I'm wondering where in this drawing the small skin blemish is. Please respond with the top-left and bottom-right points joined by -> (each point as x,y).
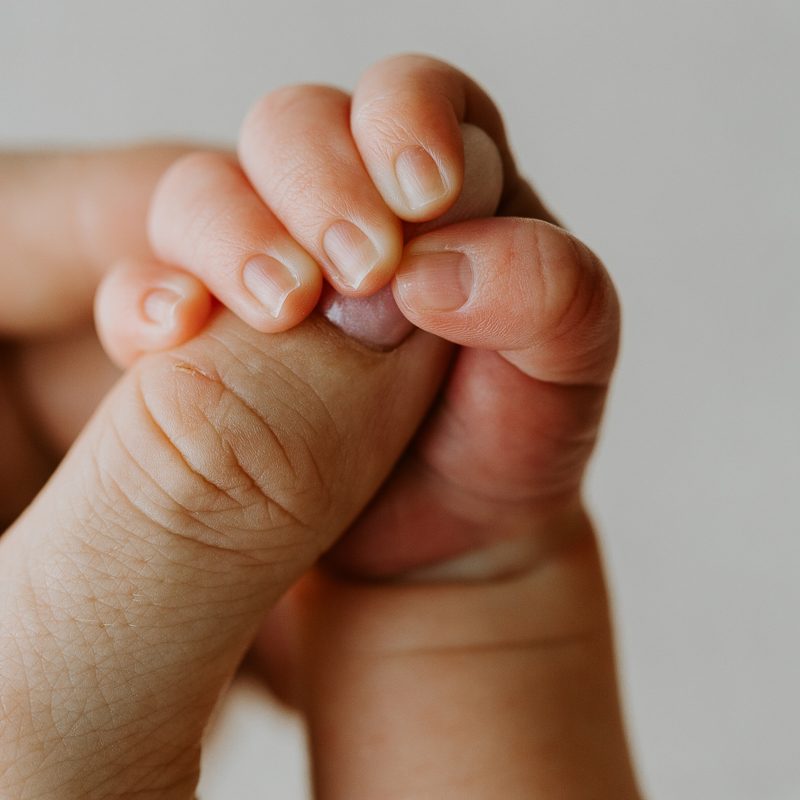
172,362 -> 215,381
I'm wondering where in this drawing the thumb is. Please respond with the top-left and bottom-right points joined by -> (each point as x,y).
0,310 -> 449,798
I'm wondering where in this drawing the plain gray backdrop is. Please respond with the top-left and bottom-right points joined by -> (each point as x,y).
2,1 -> 798,797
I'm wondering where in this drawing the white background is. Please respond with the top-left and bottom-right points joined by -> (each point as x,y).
2,1 -> 798,797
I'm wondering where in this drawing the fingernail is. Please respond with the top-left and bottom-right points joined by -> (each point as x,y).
322,220 -> 380,290
396,251 -> 472,312
242,254 -> 300,318
394,146 -> 447,210
320,284 -> 415,350
142,287 -> 181,327
412,123 -> 503,232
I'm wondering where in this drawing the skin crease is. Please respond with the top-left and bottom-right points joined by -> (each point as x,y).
0,55 -> 642,800
1,310 -> 453,797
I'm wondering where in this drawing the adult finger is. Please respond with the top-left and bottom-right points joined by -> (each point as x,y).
0,309 -> 450,798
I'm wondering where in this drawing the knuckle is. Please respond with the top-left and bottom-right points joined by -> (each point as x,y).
117,345 -> 336,561
239,84 -> 352,222
268,151 -> 327,216
147,150 -> 236,251
353,88 -> 420,141
153,150 -> 233,205
354,53 -> 459,135
240,84 -> 345,149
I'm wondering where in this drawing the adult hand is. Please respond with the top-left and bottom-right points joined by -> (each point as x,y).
0,148 -> 451,797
